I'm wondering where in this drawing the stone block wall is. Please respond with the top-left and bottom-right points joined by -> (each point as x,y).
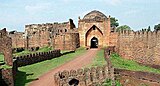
25,28 -> 50,49
53,32 -> 80,51
0,28 -> 14,86
109,32 -> 118,46
54,66 -> 110,86
13,50 -> 61,67
116,30 -> 160,66
114,68 -> 160,85
25,19 -> 76,49
9,31 -> 25,48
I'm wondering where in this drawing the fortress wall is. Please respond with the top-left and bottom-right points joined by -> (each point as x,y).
109,32 -> 118,46
13,49 -> 61,67
116,30 -> 160,66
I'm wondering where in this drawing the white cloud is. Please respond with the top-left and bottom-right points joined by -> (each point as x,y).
110,0 -> 122,6
124,10 -> 140,16
102,0 -> 122,6
25,3 -> 52,14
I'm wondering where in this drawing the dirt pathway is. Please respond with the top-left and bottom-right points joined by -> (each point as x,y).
29,49 -> 99,86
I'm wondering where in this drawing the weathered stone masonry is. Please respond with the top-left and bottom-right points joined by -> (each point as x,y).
116,30 -> 160,66
13,50 -> 61,67
54,66 -> 110,86
9,10 -> 160,66
0,28 -> 14,86
10,19 -> 79,51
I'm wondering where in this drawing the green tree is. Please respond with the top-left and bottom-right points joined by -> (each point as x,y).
110,17 -> 119,28
154,24 -> 160,31
147,26 -> 151,31
116,25 -> 131,31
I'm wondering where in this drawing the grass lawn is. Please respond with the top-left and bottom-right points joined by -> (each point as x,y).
0,54 -> 4,63
87,49 -> 106,67
110,53 -> 160,74
15,47 -> 86,86
88,49 -> 160,74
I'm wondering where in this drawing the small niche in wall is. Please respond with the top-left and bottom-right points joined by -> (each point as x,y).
65,29 -> 67,32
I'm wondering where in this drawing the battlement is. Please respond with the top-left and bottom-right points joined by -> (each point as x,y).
117,30 -> 160,38
54,66 -> 111,86
13,49 -> 61,67
116,29 -> 160,66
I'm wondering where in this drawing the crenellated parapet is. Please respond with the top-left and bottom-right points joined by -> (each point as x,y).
116,30 -> 160,66
13,49 -> 61,67
117,30 -> 160,38
54,66 -> 110,86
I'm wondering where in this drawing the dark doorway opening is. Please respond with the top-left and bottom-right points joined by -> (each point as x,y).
69,78 -> 79,86
90,37 -> 98,48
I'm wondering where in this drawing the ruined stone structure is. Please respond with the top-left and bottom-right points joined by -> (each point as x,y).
10,10 -> 115,50
9,10 -> 160,66
24,19 -> 79,50
78,10 -> 111,48
9,31 -> 25,48
54,66 -> 111,86
1,10 -> 160,85
10,19 -> 79,51
0,28 -> 14,86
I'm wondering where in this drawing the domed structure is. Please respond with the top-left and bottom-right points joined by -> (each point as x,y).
83,10 -> 107,20
79,10 -> 111,48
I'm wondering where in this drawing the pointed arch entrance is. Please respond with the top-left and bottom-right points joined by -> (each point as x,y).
90,37 -> 98,48
85,25 -> 103,48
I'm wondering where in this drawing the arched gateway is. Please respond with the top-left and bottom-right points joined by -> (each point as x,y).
90,37 -> 98,48
78,10 -> 111,48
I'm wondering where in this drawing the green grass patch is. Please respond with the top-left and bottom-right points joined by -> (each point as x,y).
0,64 -> 12,69
110,53 -> 160,74
13,50 -> 31,57
15,47 -> 86,86
102,79 -> 122,86
88,49 -> 106,67
36,46 -> 52,52
0,54 -> 4,62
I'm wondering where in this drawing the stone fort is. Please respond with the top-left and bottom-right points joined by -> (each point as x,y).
7,10 -> 160,66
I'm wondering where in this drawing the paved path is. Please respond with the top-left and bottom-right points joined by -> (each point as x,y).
29,49 -> 99,86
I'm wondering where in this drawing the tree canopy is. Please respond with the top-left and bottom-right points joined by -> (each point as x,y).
110,17 -> 119,28
154,24 -> 160,31
116,25 -> 131,31
141,26 -> 151,32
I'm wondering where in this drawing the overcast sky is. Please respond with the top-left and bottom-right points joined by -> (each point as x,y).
0,0 -> 160,31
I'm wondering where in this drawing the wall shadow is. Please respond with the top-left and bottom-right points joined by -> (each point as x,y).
61,51 -> 75,56
15,70 -> 38,86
